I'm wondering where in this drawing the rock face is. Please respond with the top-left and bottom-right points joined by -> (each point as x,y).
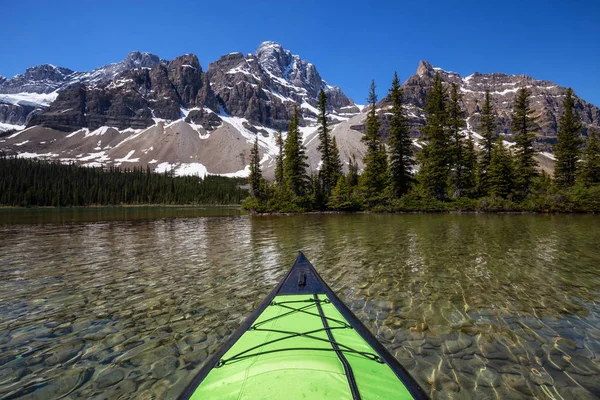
27,56 -> 218,132
0,52 -> 163,132
379,60 -> 600,150
0,64 -> 77,94
28,85 -> 87,131
207,42 -> 358,129
0,103 -> 35,126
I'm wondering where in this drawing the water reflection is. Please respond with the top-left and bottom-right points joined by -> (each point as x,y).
0,212 -> 598,399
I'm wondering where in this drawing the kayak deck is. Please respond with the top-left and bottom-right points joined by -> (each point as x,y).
179,252 -> 427,399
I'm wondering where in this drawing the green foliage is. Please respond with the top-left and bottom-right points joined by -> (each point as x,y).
578,128 -> 600,186
460,134 -> 478,198
328,176 -> 363,211
511,87 -> 538,197
347,154 -> 359,187
283,108 -> 309,197
447,83 -> 477,198
478,90 -> 496,195
244,76 -> 597,215
418,73 -> 450,200
274,129 -> 284,186
554,88 -> 582,188
0,156 -> 248,207
387,72 -> 414,197
488,137 -> 515,199
360,80 -> 389,203
248,137 -> 262,198
316,89 -> 342,196
329,136 -> 343,185
570,184 -> 600,212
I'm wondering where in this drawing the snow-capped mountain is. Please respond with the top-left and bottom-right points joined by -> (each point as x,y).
0,51 -> 162,129
207,41 -> 358,129
1,43 -> 599,178
377,61 -> 600,152
0,42 -> 361,177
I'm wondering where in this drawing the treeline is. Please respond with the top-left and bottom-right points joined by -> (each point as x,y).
0,156 -> 248,207
245,73 -> 600,213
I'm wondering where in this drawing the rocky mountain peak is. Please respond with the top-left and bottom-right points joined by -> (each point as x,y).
207,42 -> 357,129
122,51 -> 160,69
169,54 -> 201,70
0,63 -> 76,95
23,64 -> 75,82
254,41 -> 292,78
254,41 -> 323,98
416,60 -> 434,77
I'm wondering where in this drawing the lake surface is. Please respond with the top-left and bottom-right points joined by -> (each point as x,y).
0,209 -> 599,399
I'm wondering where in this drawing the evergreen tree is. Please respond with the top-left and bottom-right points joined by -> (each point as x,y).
329,136 -> 343,185
347,154 -> 359,187
0,156 -> 247,206
387,71 -> 414,197
316,88 -> 336,195
328,175 -> 360,211
283,108 -> 309,197
360,80 -> 389,202
461,134 -> 478,198
274,129 -> 284,186
511,87 -> 538,197
554,88 -> 582,188
488,137 -> 515,198
478,90 -> 496,195
578,128 -> 600,186
447,82 -> 467,197
248,137 -> 262,198
418,73 -> 450,200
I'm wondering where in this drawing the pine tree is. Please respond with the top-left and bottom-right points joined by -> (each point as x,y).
360,80 -> 388,202
447,82 -> 467,198
249,137 -> 262,198
387,71 -> 414,197
283,108 -> 309,197
554,88 -> 582,188
329,136 -> 343,185
461,134 -> 478,198
274,129 -> 284,186
418,73 -> 450,200
347,154 -> 359,187
316,88 -> 336,195
478,90 -> 496,195
511,87 -> 538,197
488,137 -> 515,198
578,128 -> 600,186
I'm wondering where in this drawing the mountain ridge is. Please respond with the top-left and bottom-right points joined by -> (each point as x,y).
1,42 -> 599,178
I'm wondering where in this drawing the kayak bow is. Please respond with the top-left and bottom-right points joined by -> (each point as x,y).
179,251 -> 428,399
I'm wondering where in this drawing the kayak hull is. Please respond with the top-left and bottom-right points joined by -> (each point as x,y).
178,252 -> 428,400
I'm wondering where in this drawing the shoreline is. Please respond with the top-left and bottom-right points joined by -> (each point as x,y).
0,204 -> 243,210
249,209 -> 597,215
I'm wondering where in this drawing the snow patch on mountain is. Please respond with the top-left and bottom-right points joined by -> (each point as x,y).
0,92 -> 59,107
0,122 -> 26,132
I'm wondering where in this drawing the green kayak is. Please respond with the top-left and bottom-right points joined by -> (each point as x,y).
178,252 -> 428,399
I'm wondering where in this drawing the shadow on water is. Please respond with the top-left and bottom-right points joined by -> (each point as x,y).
0,212 -> 598,398
0,206 -> 245,225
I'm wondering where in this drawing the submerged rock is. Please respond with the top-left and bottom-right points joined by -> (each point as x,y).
45,339 -> 85,366
96,367 -> 125,389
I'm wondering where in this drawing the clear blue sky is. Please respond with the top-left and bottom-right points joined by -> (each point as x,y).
1,0 -> 599,106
